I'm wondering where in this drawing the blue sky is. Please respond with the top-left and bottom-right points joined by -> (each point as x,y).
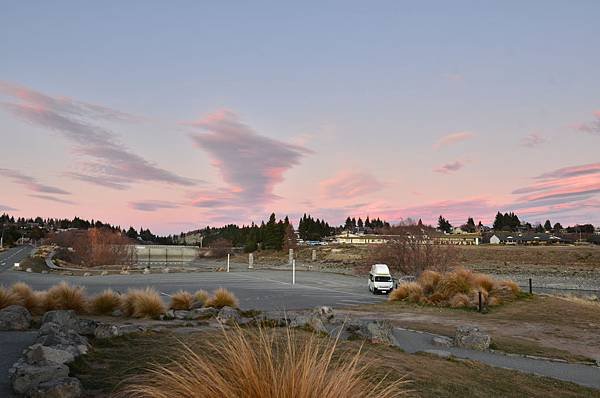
1,1 -> 599,233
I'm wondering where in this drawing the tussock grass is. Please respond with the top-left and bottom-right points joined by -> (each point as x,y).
194,290 -> 209,307
206,288 -> 238,309
389,269 -> 520,308
10,282 -> 42,315
45,282 -> 87,313
170,290 -> 194,310
90,289 -> 122,315
122,288 -> 165,318
0,285 -> 22,309
116,327 -> 408,398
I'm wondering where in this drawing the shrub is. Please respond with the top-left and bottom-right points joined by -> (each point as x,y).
473,274 -> 495,293
116,327 -> 407,398
389,282 -> 423,303
497,280 -> 520,295
123,288 -> 165,319
435,271 -> 472,301
45,282 -> 87,313
170,290 -> 194,310
90,289 -> 122,315
449,293 -> 470,308
0,285 -> 21,309
10,282 -> 44,315
194,290 -> 209,307
206,288 -> 238,309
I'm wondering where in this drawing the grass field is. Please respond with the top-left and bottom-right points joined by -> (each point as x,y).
70,329 -> 600,397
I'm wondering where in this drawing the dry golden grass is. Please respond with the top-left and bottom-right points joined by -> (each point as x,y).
90,289 -> 122,315
122,288 -> 165,318
388,282 -> 423,302
389,269 -> 520,308
170,290 -> 194,310
0,285 -> 22,309
45,282 -> 87,313
10,282 -> 45,315
206,288 -> 238,309
194,290 -> 209,307
417,270 -> 441,294
116,327 -> 407,398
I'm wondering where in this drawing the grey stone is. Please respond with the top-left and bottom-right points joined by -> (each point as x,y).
111,309 -> 123,317
27,377 -> 82,398
216,306 -> 241,324
25,344 -> 75,365
0,305 -> 32,331
94,323 -> 147,339
36,323 -> 90,356
41,310 -> 78,331
77,319 -> 98,336
312,306 -> 335,321
190,300 -> 206,310
290,314 -> 328,334
344,320 -> 399,346
423,349 -> 452,359
188,307 -> 219,320
454,325 -> 491,351
9,359 -> 69,395
432,336 -> 453,348
173,310 -> 190,320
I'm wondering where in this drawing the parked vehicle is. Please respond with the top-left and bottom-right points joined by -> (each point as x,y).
368,263 -> 394,294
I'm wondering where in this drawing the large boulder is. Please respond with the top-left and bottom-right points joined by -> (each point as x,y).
216,306 -> 241,325
290,314 -> 328,334
454,325 -> 491,351
9,359 -> 69,395
36,323 -> 90,356
41,311 -> 78,331
27,377 -> 82,398
187,307 -> 219,320
0,305 -> 32,331
25,344 -> 75,365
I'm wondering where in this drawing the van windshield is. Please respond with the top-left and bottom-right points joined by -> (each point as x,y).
374,276 -> 392,282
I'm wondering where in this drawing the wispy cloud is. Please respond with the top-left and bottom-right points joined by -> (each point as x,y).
0,204 -> 17,212
0,168 -> 70,195
187,110 -> 311,209
433,131 -> 474,149
29,194 -> 75,205
0,81 -> 196,190
129,200 -> 180,212
575,111 -> 600,135
520,133 -> 547,148
434,160 -> 465,174
319,171 -> 383,199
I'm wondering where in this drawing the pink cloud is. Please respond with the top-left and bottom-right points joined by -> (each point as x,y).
434,160 -> 465,174
433,131 -> 474,149
319,171 -> 384,199
0,168 -> 70,195
575,111 -> 600,135
520,133 -> 547,148
129,200 -> 180,212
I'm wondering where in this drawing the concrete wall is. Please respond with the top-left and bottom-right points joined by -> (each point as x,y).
134,245 -> 199,264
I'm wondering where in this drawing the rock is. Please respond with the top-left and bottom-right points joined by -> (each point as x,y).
9,359 -> 69,395
120,270 -> 130,275
344,320 -> 398,346
25,344 -> 75,365
36,323 -> 90,356
432,336 -> 453,348
27,377 -> 82,398
83,272 -> 91,277
100,271 -> 109,276
173,310 -> 190,320
188,307 -> 219,320
190,301 -> 205,310
94,323 -> 146,339
0,305 -> 32,331
454,325 -> 491,351
258,311 -> 290,327
143,268 -> 150,275
289,314 -> 328,334
77,319 -> 98,336
312,306 -> 335,321
162,267 -> 170,273
26,268 -> 33,272
423,349 -> 452,359
41,311 -> 78,331
111,309 -> 123,317
216,306 -> 241,324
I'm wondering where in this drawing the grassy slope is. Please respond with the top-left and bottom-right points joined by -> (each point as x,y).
70,330 -> 600,398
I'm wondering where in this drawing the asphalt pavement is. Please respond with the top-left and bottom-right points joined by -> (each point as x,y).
0,246 -> 33,272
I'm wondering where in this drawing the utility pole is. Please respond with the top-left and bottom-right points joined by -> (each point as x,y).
292,259 -> 296,285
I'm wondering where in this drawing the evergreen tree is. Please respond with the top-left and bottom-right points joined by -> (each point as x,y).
543,219 -> 552,232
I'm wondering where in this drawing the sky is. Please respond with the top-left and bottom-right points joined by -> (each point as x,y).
0,1 -> 599,234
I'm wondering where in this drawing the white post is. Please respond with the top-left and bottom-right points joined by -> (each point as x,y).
292,259 -> 296,285
248,253 -> 254,269
227,253 -> 230,272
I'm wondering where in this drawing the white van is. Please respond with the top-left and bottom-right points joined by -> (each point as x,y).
368,264 -> 394,294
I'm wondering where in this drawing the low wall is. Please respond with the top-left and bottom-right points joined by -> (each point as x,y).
134,245 -> 199,264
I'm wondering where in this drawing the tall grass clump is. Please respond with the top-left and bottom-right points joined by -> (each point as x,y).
122,288 -> 165,318
45,282 -> 87,313
10,282 -> 45,315
116,327 -> 408,398
206,288 -> 238,309
0,285 -> 22,309
389,268 -> 520,308
90,289 -> 122,315
170,290 -> 194,310
194,290 -> 209,307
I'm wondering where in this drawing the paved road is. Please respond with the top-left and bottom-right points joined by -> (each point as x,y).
392,328 -> 600,390
0,264 -> 386,311
0,246 -> 33,272
0,331 -> 37,398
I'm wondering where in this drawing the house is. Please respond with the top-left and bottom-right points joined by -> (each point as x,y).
334,231 -> 481,245
489,232 -> 566,245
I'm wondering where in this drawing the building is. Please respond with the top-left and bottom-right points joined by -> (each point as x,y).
335,231 -> 481,245
489,232 -> 566,245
